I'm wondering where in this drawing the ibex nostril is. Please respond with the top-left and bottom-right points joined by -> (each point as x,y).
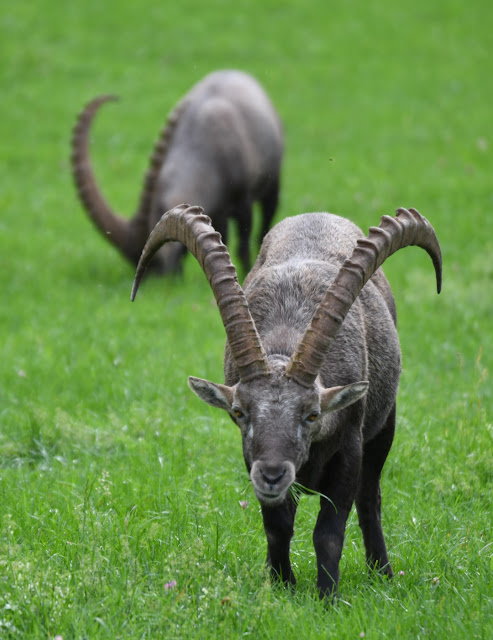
260,466 -> 286,486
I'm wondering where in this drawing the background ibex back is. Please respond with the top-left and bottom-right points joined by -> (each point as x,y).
131,204 -> 442,599
71,70 -> 283,274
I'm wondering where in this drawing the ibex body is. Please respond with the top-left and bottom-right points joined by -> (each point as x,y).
71,70 -> 283,273
131,205 -> 442,598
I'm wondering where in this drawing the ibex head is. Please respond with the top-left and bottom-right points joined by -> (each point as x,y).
132,205 -> 441,506
189,359 -> 368,505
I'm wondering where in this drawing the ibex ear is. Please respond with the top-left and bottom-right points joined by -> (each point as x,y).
320,381 -> 369,413
188,376 -> 235,411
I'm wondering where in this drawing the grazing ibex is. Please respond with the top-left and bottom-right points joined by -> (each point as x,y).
131,204 -> 442,598
71,70 -> 283,274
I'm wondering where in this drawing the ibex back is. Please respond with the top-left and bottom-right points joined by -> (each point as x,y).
131,205 -> 442,599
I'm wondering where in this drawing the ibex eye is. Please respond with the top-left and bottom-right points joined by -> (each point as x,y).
307,412 -> 319,422
233,409 -> 244,418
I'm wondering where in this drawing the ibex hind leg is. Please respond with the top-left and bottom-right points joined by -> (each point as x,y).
261,496 -> 298,588
356,404 -> 396,577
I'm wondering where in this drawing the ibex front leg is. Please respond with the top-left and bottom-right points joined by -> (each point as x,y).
261,495 -> 298,587
313,448 -> 361,599
235,199 -> 253,274
313,501 -> 351,599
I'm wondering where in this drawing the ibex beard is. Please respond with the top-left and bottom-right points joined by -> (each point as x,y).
131,204 -> 442,599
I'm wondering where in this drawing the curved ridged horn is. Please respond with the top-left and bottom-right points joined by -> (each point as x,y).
286,207 -> 442,388
131,205 -> 270,382
71,95 -> 142,264
134,97 -> 188,222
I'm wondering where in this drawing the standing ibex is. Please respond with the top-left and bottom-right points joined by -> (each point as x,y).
71,70 -> 283,274
131,204 -> 442,598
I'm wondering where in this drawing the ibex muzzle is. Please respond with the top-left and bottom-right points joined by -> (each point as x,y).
131,204 -> 442,598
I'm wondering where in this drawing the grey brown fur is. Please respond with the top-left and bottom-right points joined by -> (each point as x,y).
71,70 -> 283,274
131,205 -> 442,599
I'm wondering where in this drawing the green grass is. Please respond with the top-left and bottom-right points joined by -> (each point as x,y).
1,0 -> 492,637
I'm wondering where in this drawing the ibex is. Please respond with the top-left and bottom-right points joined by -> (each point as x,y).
131,204 -> 442,598
71,70 -> 283,274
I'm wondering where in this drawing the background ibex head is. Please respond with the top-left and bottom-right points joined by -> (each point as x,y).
71,71 -> 284,275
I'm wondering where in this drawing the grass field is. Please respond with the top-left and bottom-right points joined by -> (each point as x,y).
1,0 -> 492,637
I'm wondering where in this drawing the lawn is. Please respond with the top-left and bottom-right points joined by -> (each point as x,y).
0,0 -> 491,637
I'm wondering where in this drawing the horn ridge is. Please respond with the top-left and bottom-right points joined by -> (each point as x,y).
131,205 -> 270,382
71,95 -> 137,258
286,207 -> 442,388
133,98 -> 189,224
